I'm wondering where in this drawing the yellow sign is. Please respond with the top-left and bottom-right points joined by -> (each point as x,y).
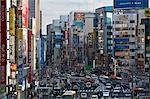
17,28 -> 23,40
10,64 -> 17,71
9,8 -> 15,36
145,8 -> 150,17
147,36 -> 150,40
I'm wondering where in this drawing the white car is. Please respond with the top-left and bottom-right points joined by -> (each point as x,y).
86,82 -> 91,88
106,83 -> 111,89
81,93 -> 87,99
91,95 -> 98,99
103,90 -> 110,97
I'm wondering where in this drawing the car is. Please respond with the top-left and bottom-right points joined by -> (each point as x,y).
103,90 -> 110,97
80,93 -> 87,99
105,83 -> 111,89
91,95 -> 99,99
86,82 -> 91,88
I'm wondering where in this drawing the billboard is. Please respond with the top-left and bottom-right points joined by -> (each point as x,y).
9,36 -> 15,63
28,30 -> 32,83
74,12 -> 84,21
0,0 -> 7,85
9,8 -> 15,36
22,0 -> 28,28
114,0 -> 148,9
17,29 -> 23,86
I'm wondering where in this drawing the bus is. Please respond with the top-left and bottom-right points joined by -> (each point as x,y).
62,91 -> 76,99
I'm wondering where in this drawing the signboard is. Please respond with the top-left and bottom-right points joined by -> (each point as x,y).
114,0 -> 148,9
9,36 -> 15,63
0,0 -> 7,85
10,64 -> 17,71
74,12 -> 84,21
22,0 -> 28,28
17,29 -> 23,86
17,10 -> 22,28
22,28 -> 28,64
28,30 -> 32,83
9,8 -> 15,36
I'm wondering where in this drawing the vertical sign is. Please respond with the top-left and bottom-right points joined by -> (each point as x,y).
9,7 -> 15,36
9,36 -> 15,63
28,30 -> 32,83
17,29 -> 23,86
0,0 -> 7,85
22,0 -> 28,28
17,10 -> 22,28
22,28 -> 28,64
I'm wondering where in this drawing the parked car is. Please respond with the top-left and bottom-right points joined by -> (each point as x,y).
80,93 -> 87,99
91,95 -> 98,99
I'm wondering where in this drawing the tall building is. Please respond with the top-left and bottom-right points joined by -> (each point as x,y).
113,9 -> 138,73
113,0 -> 149,75
95,6 -> 113,68
137,8 -> 150,72
83,12 -> 96,69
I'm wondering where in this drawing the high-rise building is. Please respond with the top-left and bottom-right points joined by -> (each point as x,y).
96,6 -> 113,68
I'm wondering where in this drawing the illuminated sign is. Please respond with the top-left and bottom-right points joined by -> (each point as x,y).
114,0 -> 148,9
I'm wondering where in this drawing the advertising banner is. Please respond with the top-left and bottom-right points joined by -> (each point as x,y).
22,0 -> 28,28
17,28 -> 23,86
22,28 -> 28,64
9,8 -> 15,36
0,0 -> 7,85
28,30 -> 32,83
9,36 -> 15,63
114,0 -> 148,9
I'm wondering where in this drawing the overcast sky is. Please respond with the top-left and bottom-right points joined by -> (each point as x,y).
41,0 -> 113,34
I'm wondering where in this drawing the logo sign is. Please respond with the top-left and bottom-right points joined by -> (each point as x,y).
114,0 -> 148,9
0,0 -> 7,85
9,8 -> 15,36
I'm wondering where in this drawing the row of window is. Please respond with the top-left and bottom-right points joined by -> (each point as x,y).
113,20 -> 135,24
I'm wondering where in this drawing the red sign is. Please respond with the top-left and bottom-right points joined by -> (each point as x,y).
0,0 -> 7,85
28,30 -> 32,83
22,0 -> 28,28
74,12 -> 84,21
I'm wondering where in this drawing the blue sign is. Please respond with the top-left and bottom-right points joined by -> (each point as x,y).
114,0 -> 148,9
18,64 -> 23,85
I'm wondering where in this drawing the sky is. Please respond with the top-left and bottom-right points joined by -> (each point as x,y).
41,0 -> 113,34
